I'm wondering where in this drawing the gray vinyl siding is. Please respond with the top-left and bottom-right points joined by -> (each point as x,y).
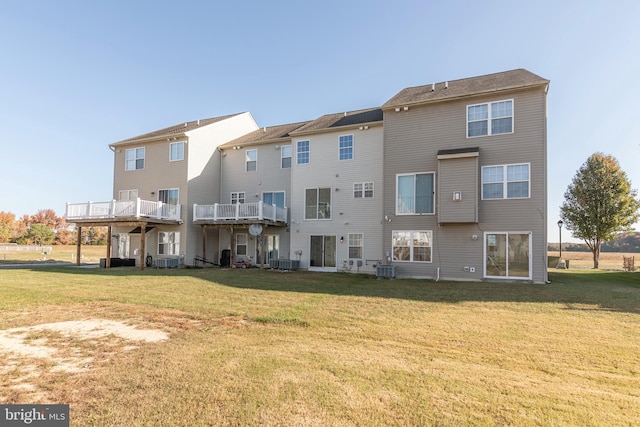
383,86 -> 547,282
438,156 -> 478,223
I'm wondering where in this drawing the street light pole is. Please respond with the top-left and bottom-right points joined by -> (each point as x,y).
557,220 -> 563,268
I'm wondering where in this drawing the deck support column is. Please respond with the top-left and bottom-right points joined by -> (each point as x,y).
106,226 -> 112,268
140,223 -> 146,270
76,226 -> 82,266
202,226 -> 207,262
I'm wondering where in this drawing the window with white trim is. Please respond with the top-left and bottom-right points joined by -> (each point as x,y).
170,142 -> 184,161
125,147 -> 145,170
231,192 -> 245,204
158,231 -> 180,255
348,233 -> 363,259
118,189 -> 138,201
245,149 -> 257,172
339,135 -> 353,160
305,188 -> 331,220
281,145 -> 292,168
467,99 -> 513,137
353,182 -> 374,198
396,173 -> 435,214
236,233 -> 247,256
297,140 -> 310,165
392,230 -> 432,262
263,191 -> 285,207
482,163 -> 530,199
158,188 -> 179,205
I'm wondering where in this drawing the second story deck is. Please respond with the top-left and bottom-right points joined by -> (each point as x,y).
193,201 -> 288,226
66,198 -> 182,224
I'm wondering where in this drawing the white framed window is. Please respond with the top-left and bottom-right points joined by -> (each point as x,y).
297,140 -> 310,165
339,135 -> 353,160
348,233 -> 363,259
354,182 -> 374,199
392,230 -> 432,262
125,147 -> 145,170
245,149 -> 257,172
262,191 -> 285,208
484,232 -> 531,279
169,141 -> 184,161
118,189 -> 138,201
236,233 -> 248,256
158,188 -> 179,205
396,173 -> 435,214
482,163 -> 530,199
305,188 -> 331,220
158,231 -> 180,255
231,192 -> 245,204
281,145 -> 292,168
467,99 -> 513,137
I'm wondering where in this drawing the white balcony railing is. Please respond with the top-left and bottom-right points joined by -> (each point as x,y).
66,198 -> 181,222
193,201 -> 287,224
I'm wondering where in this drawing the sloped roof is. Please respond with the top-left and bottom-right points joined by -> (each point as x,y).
219,121 -> 310,148
111,113 -> 244,146
383,69 -> 549,109
290,107 -> 383,135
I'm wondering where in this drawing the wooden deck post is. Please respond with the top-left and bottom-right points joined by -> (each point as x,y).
76,226 -> 82,266
140,223 -> 146,270
202,226 -> 207,262
106,226 -> 112,268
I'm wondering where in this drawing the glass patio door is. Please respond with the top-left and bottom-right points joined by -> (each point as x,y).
484,232 -> 531,279
309,235 -> 336,271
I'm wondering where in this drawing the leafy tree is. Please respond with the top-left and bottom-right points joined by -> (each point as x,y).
0,211 -> 17,243
21,224 -> 56,246
560,153 -> 640,268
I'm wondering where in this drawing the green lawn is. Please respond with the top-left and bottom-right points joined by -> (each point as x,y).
1,267 -> 639,426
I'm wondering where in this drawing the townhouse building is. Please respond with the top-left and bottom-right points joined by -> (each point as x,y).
67,68 -> 549,282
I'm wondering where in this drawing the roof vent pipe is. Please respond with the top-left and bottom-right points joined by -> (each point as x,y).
445,81 -> 448,89
344,112 -> 347,117
431,83 -> 435,91
263,126 -> 266,132
197,119 -> 200,125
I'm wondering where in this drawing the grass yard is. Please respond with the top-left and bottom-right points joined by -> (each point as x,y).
0,245 -> 107,264
0,267 -> 639,426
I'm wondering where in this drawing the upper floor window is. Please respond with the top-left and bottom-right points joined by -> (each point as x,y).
231,192 -> 245,204
297,140 -> 310,165
263,191 -> 285,208
467,99 -> 513,137
354,182 -> 374,199
305,187 -> 331,220
392,230 -> 432,262
118,189 -> 138,201
339,135 -> 353,160
281,145 -> 292,168
158,188 -> 179,205
396,173 -> 435,215
348,233 -> 363,259
170,142 -> 184,161
125,147 -> 145,171
482,163 -> 530,199
246,149 -> 257,172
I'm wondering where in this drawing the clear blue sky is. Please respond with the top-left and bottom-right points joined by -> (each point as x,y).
1,0 -> 639,243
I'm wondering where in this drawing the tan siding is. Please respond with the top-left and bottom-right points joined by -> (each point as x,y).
438,156 -> 478,222
384,86 -> 547,282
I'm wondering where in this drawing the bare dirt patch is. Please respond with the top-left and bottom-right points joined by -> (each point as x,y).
0,319 -> 169,402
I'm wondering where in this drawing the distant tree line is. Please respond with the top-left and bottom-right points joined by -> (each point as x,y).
0,209 -> 107,246
548,232 -> 640,253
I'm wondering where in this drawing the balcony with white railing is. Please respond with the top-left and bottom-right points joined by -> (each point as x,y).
66,198 -> 182,222
193,201 -> 288,225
